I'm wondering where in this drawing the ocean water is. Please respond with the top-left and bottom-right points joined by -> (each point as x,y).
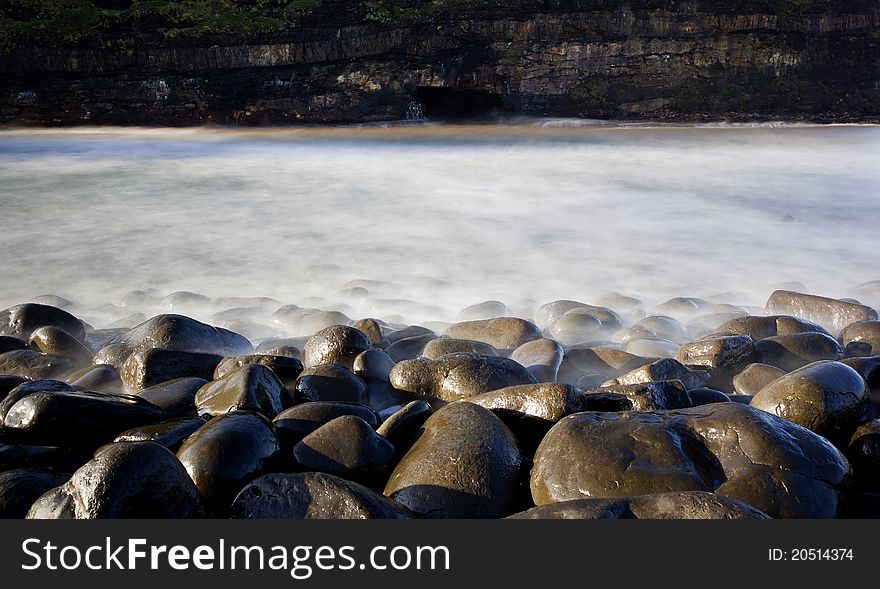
0,123 -> 878,327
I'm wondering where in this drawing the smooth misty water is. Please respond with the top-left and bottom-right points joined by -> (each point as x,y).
0,123 -> 878,327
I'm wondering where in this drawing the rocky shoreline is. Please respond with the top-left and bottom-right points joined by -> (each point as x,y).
1,285 -> 879,519
2,1 -> 879,125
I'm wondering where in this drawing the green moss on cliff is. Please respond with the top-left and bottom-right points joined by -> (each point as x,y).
0,0 -> 869,51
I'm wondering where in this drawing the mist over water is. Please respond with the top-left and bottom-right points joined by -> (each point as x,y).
0,123 -> 878,331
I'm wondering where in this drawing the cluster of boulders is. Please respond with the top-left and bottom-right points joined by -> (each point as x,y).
1,285 -> 879,519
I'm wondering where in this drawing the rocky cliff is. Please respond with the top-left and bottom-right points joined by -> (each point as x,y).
1,1 -> 878,125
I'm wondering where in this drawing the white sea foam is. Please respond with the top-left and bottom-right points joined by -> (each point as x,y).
0,124 -> 877,329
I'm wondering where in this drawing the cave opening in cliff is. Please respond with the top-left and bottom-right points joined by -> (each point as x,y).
414,87 -> 504,121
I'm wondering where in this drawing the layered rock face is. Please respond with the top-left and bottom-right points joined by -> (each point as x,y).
1,0 -> 878,125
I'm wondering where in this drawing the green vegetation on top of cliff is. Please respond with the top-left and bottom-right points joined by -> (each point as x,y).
0,0 -> 866,51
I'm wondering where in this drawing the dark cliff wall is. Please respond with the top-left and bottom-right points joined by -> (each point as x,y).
1,1 -> 879,125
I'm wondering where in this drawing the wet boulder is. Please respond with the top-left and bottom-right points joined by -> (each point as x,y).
0,375 -> 28,401
352,348 -> 396,382
271,307 -> 351,336
547,312 -> 603,346
442,318 -> 541,353
384,402 -> 521,518
136,377 -> 206,417
609,358 -> 709,390
557,348 -> 651,385
27,441 -> 202,519
507,492 -> 768,519
176,412 -> 280,513
376,400 -> 432,454
456,300 -> 508,321
531,403 -> 849,518
0,470 -> 69,518
0,336 -> 26,355
214,354 -> 303,390
765,290 -> 877,336
66,364 -> 124,393
421,338 -> 498,360
589,380 -> 693,411
636,316 -> 689,343
0,303 -> 85,342
732,363 -> 785,396
510,339 -> 563,382
303,325 -> 372,370
27,326 -> 92,366
3,388 -> 164,446
389,353 -> 538,403
113,417 -> 205,452
93,314 -> 252,372
232,472 -> 413,519
294,364 -> 367,404
293,415 -> 395,480
716,315 -> 830,340
626,338 -> 679,358
687,388 -> 732,406
273,402 -> 379,446
676,335 -> 755,376
195,364 -> 286,418
841,321 -> 880,356
532,412 -> 713,505
121,348 -> 222,391
0,350 -> 75,380
750,360 -> 869,441
466,383 -> 594,426
754,333 -> 843,371
384,333 -> 437,362
846,420 -> 880,491
351,318 -> 387,347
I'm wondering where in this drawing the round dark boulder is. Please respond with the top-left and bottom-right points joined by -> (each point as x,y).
0,303 -> 85,341
750,360 -> 869,441
273,402 -> 379,446
27,442 -> 202,518
176,412 -> 279,513
195,363 -> 286,418
113,417 -> 205,452
0,350 -> 75,381
507,492 -> 768,519
293,415 -> 395,480
0,469 -> 69,518
754,333 -> 844,371
136,377 -> 206,417
294,364 -> 367,404
232,472 -> 413,519
389,353 -> 538,403
28,326 -> 92,365
3,388 -> 165,446
376,400 -> 432,455
384,402 -> 521,518
214,354 -> 303,390
303,325 -> 372,370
